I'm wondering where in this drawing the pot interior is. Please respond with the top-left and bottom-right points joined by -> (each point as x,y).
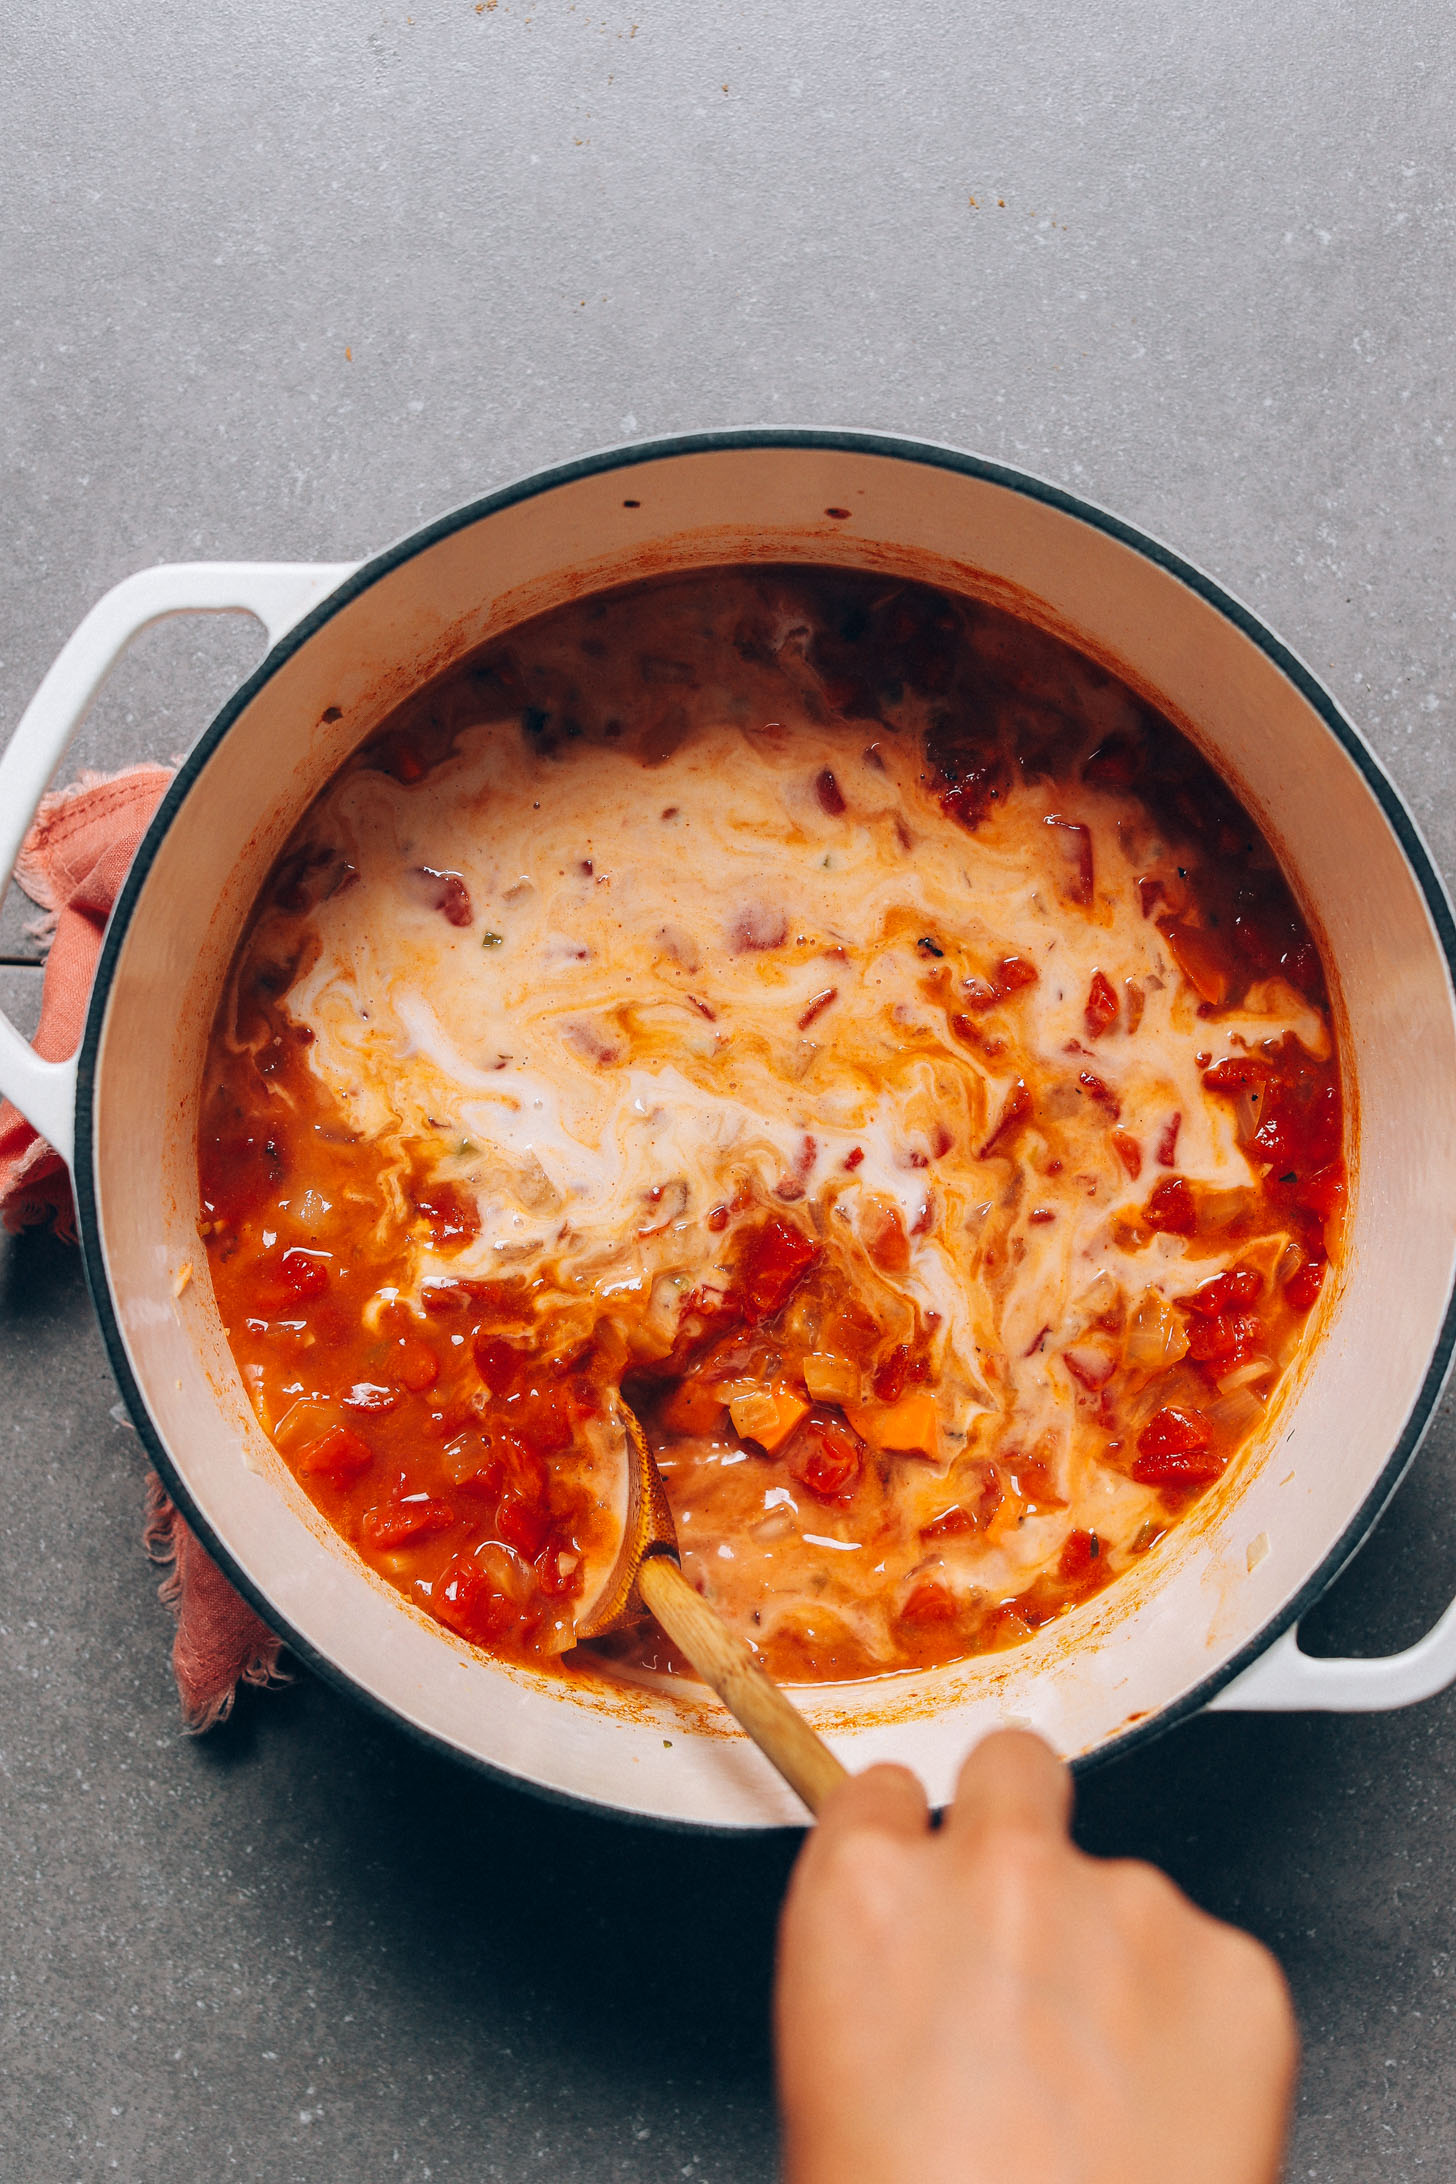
84,441 -> 1456,1824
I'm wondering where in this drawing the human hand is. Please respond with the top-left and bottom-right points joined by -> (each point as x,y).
775,1731 -> 1296,2184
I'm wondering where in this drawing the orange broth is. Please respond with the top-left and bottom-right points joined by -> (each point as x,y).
198,568 -> 1345,1682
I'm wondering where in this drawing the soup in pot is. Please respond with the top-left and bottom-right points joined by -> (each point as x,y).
197,568 -> 1345,1682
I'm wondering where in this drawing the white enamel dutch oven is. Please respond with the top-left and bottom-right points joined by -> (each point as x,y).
6,432 -> 1456,1829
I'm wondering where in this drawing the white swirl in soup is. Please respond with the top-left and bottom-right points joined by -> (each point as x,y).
198,569 -> 1345,1682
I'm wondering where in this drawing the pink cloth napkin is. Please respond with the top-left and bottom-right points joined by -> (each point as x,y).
1,764 -> 285,1728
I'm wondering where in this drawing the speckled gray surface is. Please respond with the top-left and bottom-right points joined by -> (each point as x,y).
2,4 -> 1455,2178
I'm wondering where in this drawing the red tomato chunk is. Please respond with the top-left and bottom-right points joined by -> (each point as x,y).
362,1492 -> 456,1549
1143,1176 -> 1196,1236
298,1423 -> 374,1484
277,1247 -> 330,1299
435,1553 -> 516,1643
738,1215 -> 820,1321
1132,1407 -> 1224,1487
1178,1267 -> 1262,1316
1085,969 -> 1119,1038
790,1420 -> 864,1502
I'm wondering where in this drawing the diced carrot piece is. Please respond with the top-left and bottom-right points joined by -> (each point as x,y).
844,1390 -> 941,1458
729,1385 -> 811,1454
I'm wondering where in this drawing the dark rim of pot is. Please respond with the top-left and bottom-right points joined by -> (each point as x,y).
69,427 -> 1456,1833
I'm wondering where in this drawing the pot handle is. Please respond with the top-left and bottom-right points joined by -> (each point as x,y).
0,560 -> 358,1165
1208,1596 -> 1456,1713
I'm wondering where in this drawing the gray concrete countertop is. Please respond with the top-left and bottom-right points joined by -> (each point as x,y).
2,5 -> 1454,2177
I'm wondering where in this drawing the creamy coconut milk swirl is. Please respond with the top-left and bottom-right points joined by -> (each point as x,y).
200,569 -> 1344,1680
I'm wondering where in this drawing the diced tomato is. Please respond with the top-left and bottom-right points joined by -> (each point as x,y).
1136,1406 -> 1212,1458
790,1419 -> 864,1502
1250,1060 -> 1341,1175
900,1578 -> 960,1625
1201,1055 -> 1265,1096
921,1503 -> 974,1540
198,1120 -> 287,1227
1154,1113 -> 1182,1168
1058,1528 -> 1101,1581
739,1215 -> 820,1321
417,867 -> 473,927
1294,1161 -> 1347,1222
997,954 -> 1039,993
1132,1407 -> 1223,1486
873,1344 -> 911,1403
447,1441 -> 503,1498
535,1540 -> 583,1598
1136,876 -> 1166,919
938,758 -> 1009,831
415,1182 -> 481,1250
1183,1310 -> 1262,1370
496,1493 -> 552,1560
1143,1176 -> 1196,1236
1285,1259 -> 1326,1313
297,1422 -> 374,1485
513,1383 -> 576,1458
1063,1345 -> 1115,1391
815,768 -> 847,816
1177,1266 -> 1262,1318
361,1492 -> 455,1548
435,1552 -> 516,1644
277,1247 -> 330,1300
474,1334 -> 521,1396
496,1431 -> 550,1505
979,1078 -> 1031,1159
797,986 -> 839,1031
920,1470 -> 1003,1540
1045,816 -> 1094,905
393,1336 -> 440,1392
959,976 -> 1001,1013
1085,969 -> 1119,1038
1076,1074 -> 1118,1123
1003,1454 -> 1066,1511
1111,1129 -> 1143,1179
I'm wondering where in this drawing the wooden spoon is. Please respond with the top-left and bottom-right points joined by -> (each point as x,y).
574,1400 -> 849,1817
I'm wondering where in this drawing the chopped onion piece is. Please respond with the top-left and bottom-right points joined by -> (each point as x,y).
803,1351 -> 859,1403
1123,1289 -> 1188,1376
1216,1356 -> 1273,1395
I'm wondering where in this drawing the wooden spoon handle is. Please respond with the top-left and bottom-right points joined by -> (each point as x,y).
638,1553 -> 849,1818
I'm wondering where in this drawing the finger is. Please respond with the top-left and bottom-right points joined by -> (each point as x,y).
945,1729 -> 1072,1843
815,1761 -> 930,1841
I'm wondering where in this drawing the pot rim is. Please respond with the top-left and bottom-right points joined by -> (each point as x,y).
71,427 -> 1456,1820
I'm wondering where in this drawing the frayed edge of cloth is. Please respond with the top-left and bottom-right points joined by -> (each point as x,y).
13,762 -> 174,917
143,1472 -> 289,1731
